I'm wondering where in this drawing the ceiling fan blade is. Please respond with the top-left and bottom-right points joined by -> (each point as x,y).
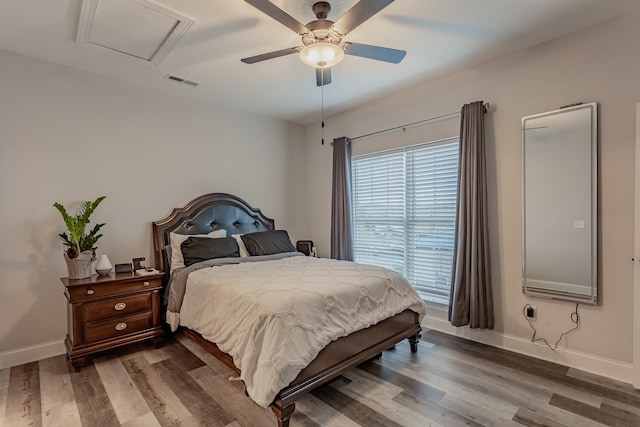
245,0 -> 308,34
344,42 -> 406,63
316,67 -> 332,86
241,47 -> 299,64
332,0 -> 394,35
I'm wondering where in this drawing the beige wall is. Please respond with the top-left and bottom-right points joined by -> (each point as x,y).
634,103 -> 640,387
0,50 -> 305,363
303,11 -> 640,370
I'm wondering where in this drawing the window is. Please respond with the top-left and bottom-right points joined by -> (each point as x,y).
352,138 -> 459,305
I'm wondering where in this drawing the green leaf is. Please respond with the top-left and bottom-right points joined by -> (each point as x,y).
80,222 -> 105,251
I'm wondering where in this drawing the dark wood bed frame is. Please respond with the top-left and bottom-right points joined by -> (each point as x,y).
152,193 -> 422,427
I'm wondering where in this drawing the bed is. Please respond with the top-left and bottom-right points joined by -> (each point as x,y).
152,193 -> 425,427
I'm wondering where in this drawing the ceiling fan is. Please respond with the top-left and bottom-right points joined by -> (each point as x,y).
241,0 -> 406,86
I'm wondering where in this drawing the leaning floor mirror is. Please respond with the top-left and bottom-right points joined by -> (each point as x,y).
522,102 -> 598,304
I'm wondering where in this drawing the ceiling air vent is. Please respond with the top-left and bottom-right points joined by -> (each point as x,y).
165,74 -> 199,87
76,0 -> 194,66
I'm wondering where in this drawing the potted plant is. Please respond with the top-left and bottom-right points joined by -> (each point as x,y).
53,196 -> 106,279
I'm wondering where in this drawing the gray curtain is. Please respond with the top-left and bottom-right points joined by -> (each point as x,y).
331,137 -> 354,261
449,101 -> 494,329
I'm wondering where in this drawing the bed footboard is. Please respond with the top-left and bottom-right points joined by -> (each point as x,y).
270,309 -> 421,425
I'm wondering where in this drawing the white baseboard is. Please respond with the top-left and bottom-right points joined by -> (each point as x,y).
0,340 -> 66,370
423,314 -> 633,385
0,319 -> 633,386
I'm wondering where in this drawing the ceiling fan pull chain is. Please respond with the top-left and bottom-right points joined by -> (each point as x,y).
321,67 -> 325,145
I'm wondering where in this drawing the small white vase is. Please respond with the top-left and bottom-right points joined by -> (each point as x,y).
95,254 -> 112,276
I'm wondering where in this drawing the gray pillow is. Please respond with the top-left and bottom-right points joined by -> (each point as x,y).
241,230 -> 296,256
181,236 -> 239,267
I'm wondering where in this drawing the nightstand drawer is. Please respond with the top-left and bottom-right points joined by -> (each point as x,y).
84,292 -> 152,322
67,277 -> 162,302
84,312 -> 153,344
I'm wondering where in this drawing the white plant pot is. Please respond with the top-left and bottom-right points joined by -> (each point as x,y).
64,250 -> 95,280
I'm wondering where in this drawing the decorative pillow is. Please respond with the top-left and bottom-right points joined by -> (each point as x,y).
232,234 -> 250,257
170,229 -> 226,271
241,230 -> 296,256
180,236 -> 239,267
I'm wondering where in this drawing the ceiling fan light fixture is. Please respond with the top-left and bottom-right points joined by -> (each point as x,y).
300,42 -> 344,68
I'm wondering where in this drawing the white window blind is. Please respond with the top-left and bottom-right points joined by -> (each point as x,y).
352,139 -> 459,305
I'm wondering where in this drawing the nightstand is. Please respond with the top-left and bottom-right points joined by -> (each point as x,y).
61,271 -> 164,371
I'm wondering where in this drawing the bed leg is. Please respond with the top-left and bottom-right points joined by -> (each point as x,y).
408,333 -> 421,353
271,402 -> 295,427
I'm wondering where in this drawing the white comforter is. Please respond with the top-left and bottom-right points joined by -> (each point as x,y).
179,256 -> 426,407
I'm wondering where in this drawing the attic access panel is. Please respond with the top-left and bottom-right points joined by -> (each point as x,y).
76,0 -> 194,66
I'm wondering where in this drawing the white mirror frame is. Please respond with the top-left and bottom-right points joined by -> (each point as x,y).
522,102 -> 598,304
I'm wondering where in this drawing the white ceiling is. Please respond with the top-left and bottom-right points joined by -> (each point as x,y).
1,0 -> 638,125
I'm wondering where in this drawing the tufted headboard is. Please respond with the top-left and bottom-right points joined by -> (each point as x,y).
152,193 -> 275,274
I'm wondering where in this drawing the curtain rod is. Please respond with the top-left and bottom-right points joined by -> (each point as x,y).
336,102 -> 490,145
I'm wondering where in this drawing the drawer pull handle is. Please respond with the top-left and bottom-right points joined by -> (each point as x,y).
86,289 -> 95,295
115,323 -> 127,331
143,281 -> 149,287
114,302 -> 126,311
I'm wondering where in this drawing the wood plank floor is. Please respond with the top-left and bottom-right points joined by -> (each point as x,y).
1,330 -> 639,427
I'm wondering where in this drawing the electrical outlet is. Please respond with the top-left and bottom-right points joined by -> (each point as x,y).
526,305 -> 536,319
